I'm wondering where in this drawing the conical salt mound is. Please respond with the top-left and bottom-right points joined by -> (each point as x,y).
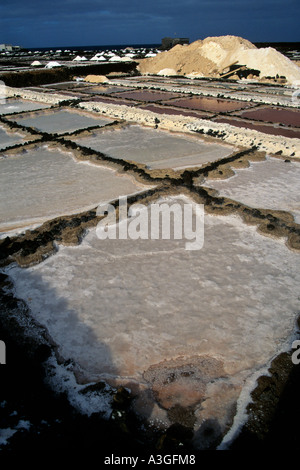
137,35 -> 300,84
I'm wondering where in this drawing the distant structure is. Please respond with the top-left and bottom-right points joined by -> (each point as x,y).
161,37 -> 189,50
0,44 -> 21,52
0,340 -> 5,364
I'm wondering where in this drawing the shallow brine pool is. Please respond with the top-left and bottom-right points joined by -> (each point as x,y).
0,98 -> 50,116
0,125 -> 28,149
12,109 -> 114,134
73,125 -> 235,170
205,156 -> 300,224
0,145 -> 149,235
4,196 -> 300,444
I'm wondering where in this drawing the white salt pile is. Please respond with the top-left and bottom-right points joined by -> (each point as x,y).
45,61 -> 61,69
109,55 -> 133,62
223,45 -> 300,84
90,54 -> 106,62
138,35 -> 300,84
73,56 -> 88,62
31,61 -> 42,67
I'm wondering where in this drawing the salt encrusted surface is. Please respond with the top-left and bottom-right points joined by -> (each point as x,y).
3,80 -> 300,157
111,77 -> 300,108
12,108 -> 113,134
78,101 -> 300,157
1,66 -> 300,449
5,86 -> 68,104
0,145 -> 148,236
0,98 -> 50,115
0,125 -> 27,149
205,156 -> 300,224
72,124 -> 236,169
5,196 -> 300,442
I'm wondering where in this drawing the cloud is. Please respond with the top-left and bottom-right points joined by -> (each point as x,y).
2,0 -> 296,22
0,0 -> 299,47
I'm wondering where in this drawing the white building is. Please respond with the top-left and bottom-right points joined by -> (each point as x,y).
0,44 -> 21,52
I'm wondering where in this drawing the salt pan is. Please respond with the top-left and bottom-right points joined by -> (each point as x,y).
0,145 -> 149,235
4,196 -> 300,441
73,124 -> 235,170
205,156 -> 300,224
13,109 -> 114,134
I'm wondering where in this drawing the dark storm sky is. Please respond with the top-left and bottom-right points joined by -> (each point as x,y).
0,0 -> 299,48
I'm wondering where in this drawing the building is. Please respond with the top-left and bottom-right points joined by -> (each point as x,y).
161,37 -> 189,50
0,44 -> 21,52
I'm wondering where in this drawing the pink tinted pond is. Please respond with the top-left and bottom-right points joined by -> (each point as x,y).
214,117 -> 300,139
140,103 -> 213,119
236,107 -> 300,127
162,96 -> 254,113
111,89 -> 182,102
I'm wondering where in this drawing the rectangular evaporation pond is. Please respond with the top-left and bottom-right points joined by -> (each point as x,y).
0,145 -> 148,235
236,107 -> 300,127
162,96 -> 255,113
140,103 -> 214,119
205,157 -> 300,224
5,197 -> 300,415
79,86 -> 136,95
12,109 -> 114,134
110,89 -> 182,102
72,125 -> 235,170
0,98 -> 50,115
87,96 -> 138,106
213,117 -> 300,139
0,125 -> 27,149
41,81 -> 95,90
